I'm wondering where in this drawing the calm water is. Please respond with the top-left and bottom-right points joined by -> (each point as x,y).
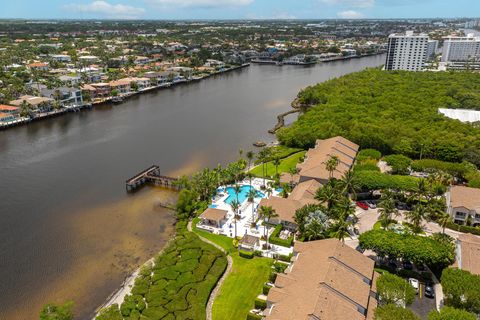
0,54 -> 385,319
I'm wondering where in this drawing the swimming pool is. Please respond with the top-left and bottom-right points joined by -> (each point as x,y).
224,185 -> 265,205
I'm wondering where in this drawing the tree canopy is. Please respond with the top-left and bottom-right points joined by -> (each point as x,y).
428,306 -> 476,320
277,69 -> 480,163
441,268 -> 480,314
39,301 -> 74,320
374,304 -> 420,320
377,272 -> 416,306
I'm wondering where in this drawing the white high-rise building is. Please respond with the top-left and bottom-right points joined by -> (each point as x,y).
427,40 -> 439,61
441,34 -> 480,62
385,31 -> 429,71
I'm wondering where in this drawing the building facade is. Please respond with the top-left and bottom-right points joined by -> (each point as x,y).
385,31 -> 428,71
441,34 -> 480,62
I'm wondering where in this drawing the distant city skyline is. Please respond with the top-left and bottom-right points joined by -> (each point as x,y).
1,0 -> 480,20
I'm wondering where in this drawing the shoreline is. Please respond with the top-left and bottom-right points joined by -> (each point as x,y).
0,63 -> 250,131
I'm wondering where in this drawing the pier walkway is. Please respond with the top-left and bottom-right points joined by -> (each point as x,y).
126,165 -> 180,192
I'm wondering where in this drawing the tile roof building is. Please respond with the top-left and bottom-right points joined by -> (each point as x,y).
456,233 -> 480,276
447,185 -> 480,226
265,239 -> 379,320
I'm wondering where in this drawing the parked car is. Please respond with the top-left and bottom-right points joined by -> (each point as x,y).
366,200 -> 377,209
425,283 -> 435,298
409,278 -> 419,294
416,263 -> 426,271
388,259 -> 398,270
403,260 -> 413,270
356,201 -> 369,210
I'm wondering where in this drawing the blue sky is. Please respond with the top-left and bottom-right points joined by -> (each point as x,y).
2,0 -> 480,20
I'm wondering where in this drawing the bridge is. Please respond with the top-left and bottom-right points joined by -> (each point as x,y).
126,165 -> 180,192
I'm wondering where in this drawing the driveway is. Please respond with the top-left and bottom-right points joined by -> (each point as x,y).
409,281 -> 437,319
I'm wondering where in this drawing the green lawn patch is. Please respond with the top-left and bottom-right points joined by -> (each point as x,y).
191,220 -> 274,320
249,151 -> 306,178
212,253 -> 272,320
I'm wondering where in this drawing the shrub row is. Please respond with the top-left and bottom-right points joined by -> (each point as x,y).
354,162 -> 381,172
384,154 -> 412,175
273,262 -> 288,273
445,221 -> 480,236
268,224 -> 294,248
275,253 -> 293,262
262,284 -> 271,295
357,148 -> 382,160
246,313 -> 263,320
354,170 -> 420,191
239,250 -> 254,259
254,298 -> 267,310
411,159 -> 472,178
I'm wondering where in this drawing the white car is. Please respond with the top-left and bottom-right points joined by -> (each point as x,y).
409,278 -> 419,294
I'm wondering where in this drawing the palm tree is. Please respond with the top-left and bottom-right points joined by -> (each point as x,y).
324,155 -> 340,179
233,184 -> 242,204
331,216 -> 352,243
338,170 -> 359,198
315,183 -> 338,213
273,157 -> 281,178
436,211 -> 452,234
258,205 -> 278,242
246,172 -> 253,187
406,204 -> 428,234
246,151 -> 254,170
247,188 -> 257,221
304,219 -> 327,241
258,148 -> 271,187
230,200 -> 240,238
378,190 -> 398,228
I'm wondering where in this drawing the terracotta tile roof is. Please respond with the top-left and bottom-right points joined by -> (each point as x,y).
259,197 -> 303,224
199,208 -> 227,222
450,186 -> 480,212
288,179 -> 322,203
0,105 -> 19,111
297,136 -> 359,182
266,239 -> 376,320
458,233 -> 480,275
279,172 -> 300,184
10,95 -> 53,107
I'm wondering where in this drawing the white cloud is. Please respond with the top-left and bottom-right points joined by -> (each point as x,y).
245,12 -> 297,19
337,10 -> 366,18
147,0 -> 254,9
319,0 -> 375,8
64,1 -> 145,19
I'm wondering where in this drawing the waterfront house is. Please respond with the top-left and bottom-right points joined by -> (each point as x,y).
109,78 -> 132,94
265,239 -> 379,320
0,112 -> 16,123
143,71 -> 171,86
82,83 -> 111,99
28,62 -> 49,71
40,87 -> 83,108
59,75 -> 81,86
446,185 -> 480,225
0,105 -> 20,115
10,95 -> 54,113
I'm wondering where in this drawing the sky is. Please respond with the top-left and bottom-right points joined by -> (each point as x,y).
1,0 -> 480,20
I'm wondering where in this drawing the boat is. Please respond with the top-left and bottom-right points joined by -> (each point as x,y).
112,96 -> 124,103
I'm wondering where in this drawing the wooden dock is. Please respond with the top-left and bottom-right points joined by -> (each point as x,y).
126,165 -> 180,192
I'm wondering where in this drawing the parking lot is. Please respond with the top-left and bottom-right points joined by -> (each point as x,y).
409,281 -> 437,319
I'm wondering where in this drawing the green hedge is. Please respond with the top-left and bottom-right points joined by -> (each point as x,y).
445,221 -> 480,236
275,253 -> 293,262
411,159 -> 472,178
263,284 -> 271,295
268,224 -> 294,247
254,298 -> 267,310
354,170 -> 419,191
358,148 -> 382,160
354,162 -> 381,172
273,262 -> 288,273
247,313 -> 263,320
239,250 -> 254,259
269,271 -> 277,283
384,154 -> 412,175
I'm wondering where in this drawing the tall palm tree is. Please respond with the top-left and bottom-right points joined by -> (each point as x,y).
436,211 -> 452,234
233,184 -> 242,204
246,151 -> 254,170
247,172 -> 253,187
406,204 -> 428,234
304,219 -> 327,241
378,190 -> 398,228
339,170 -> 359,198
331,216 -> 352,243
315,183 -> 338,213
273,157 -> 281,178
230,200 -> 240,238
258,205 -> 277,239
247,188 -> 257,221
324,155 -> 340,179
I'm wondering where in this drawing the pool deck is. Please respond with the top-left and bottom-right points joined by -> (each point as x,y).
198,178 -> 293,256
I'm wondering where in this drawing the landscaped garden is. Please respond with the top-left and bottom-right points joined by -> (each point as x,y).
249,150 -> 306,179
192,219 -> 274,320
97,221 -> 227,320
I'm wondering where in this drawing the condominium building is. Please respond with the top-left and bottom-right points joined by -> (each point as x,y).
446,185 -> 480,226
385,31 -> 429,71
427,40 -> 439,61
441,34 -> 480,62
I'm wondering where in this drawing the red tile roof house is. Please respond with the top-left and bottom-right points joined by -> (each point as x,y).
265,239 -> 379,320
0,105 -> 20,115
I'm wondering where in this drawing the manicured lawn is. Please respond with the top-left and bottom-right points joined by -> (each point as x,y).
212,254 -> 272,320
191,219 -> 274,320
249,151 -> 306,178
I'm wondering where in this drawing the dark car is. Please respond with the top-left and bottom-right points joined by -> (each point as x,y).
388,260 -> 398,270
425,283 -> 435,298
403,260 -> 413,270
416,263 -> 426,271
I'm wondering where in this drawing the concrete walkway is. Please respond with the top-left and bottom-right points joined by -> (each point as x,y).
187,220 -> 233,320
